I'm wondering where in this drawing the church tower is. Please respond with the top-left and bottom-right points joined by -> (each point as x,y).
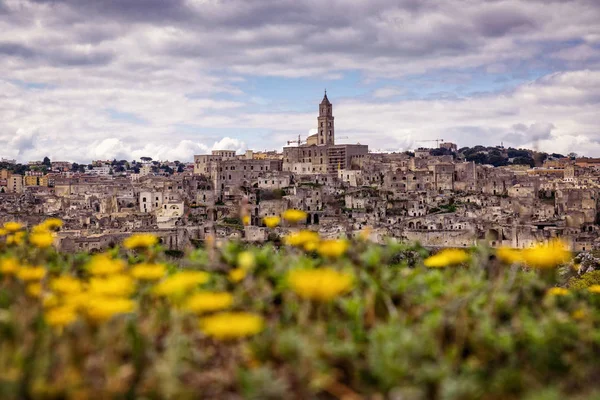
317,90 -> 334,146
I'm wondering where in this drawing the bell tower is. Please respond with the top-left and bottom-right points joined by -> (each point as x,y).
317,90 -> 334,146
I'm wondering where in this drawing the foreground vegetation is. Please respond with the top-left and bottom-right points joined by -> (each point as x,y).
1,218 -> 600,399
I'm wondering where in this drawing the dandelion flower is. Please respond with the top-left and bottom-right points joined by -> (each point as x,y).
6,232 -> 25,246
0,258 -> 20,275
546,287 -> 569,296
199,312 -> 264,340
237,251 -> 256,270
89,275 -> 135,297
287,268 -> 354,302
242,215 -> 251,226
184,292 -> 233,314
87,254 -> 125,275
496,247 -> 522,264
587,285 -> 600,294
282,209 -> 307,224
130,263 -> 167,281
45,306 -> 78,328
27,283 -> 42,298
3,222 -> 23,233
263,216 -> 280,228
85,298 -> 135,322
522,240 -> 571,269
228,268 -> 246,283
284,230 -> 320,249
29,231 -> 54,248
41,218 -> 63,231
153,271 -> 210,296
123,233 -> 158,250
424,249 -> 470,268
51,276 -> 83,295
317,239 -> 349,259
17,266 -> 46,281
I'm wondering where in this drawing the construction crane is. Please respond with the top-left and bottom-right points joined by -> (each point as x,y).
416,138 -> 445,148
286,135 -> 305,146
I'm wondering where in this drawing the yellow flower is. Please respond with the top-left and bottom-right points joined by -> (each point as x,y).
242,215 -> 250,226
284,230 -> 320,248
41,218 -> 63,231
572,309 -> 586,320
29,231 -> 54,248
3,222 -> 23,233
587,285 -> 600,294
237,251 -> 256,270
287,268 -> 354,302
0,258 -> 20,275
123,234 -> 158,250
27,283 -> 42,298
546,287 -> 569,296
183,292 -> 234,314
263,216 -> 280,228
199,312 -> 264,340
522,240 -> 571,269
282,209 -> 307,223
424,249 -> 470,268
88,275 -> 135,297
153,271 -> 210,296
130,263 -> 167,281
85,298 -> 135,322
317,239 -> 349,258
17,266 -> 46,281
50,276 -> 83,295
87,254 -> 125,275
0,228 -> 8,236
45,306 -> 78,328
6,232 -> 25,246
496,247 -> 523,264
228,268 -> 246,283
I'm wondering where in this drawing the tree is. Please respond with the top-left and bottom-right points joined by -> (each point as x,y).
71,163 -> 79,172
568,152 -> 578,160
42,156 -> 51,167
177,164 -> 185,173
140,157 -> 152,162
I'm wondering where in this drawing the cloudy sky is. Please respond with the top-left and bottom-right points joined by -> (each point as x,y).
1,0 -> 600,163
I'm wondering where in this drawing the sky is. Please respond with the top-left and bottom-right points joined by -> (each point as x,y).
1,0 -> 600,163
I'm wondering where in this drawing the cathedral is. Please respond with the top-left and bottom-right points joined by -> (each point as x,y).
282,92 -> 368,174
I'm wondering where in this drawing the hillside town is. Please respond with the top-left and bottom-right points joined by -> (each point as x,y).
2,93 -> 599,254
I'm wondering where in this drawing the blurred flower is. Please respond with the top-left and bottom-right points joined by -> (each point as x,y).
123,234 -> 158,250
263,216 -> 280,228
242,215 -> 251,226
86,298 -> 135,322
287,268 -> 354,302
45,306 -> 78,328
184,292 -> 233,314
43,293 -> 60,309
17,266 -> 46,281
41,218 -> 63,231
130,263 -> 167,281
29,231 -> 54,248
317,239 -> 349,259
87,254 -> 125,275
228,268 -> 246,283
237,251 -> 256,270
424,249 -> 470,268
282,209 -> 307,224
522,240 -> 571,269
3,222 -> 23,233
199,312 -> 264,340
359,227 -> 372,241
572,309 -> 586,320
51,276 -> 83,295
588,285 -> 600,294
284,230 -> 320,248
89,275 -> 135,297
546,287 -> 569,296
0,258 -> 20,275
26,283 -> 42,298
496,247 -> 523,264
0,228 -> 7,236
6,232 -> 25,246
153,271 -> 210,296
